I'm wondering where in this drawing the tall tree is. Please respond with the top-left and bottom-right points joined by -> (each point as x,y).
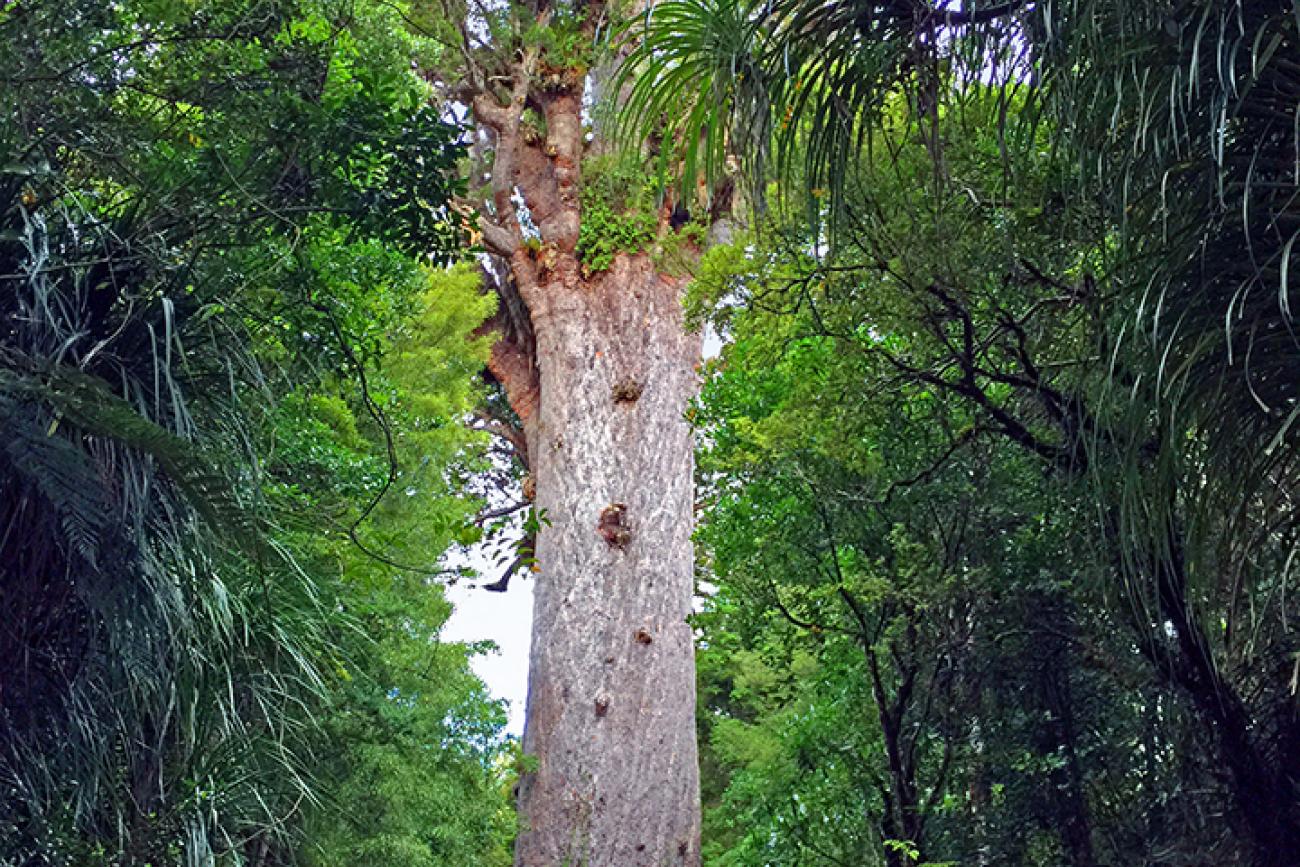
422,2 -> 707,862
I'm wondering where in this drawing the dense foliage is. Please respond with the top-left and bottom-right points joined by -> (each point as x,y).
687,100 -> 1241,864
624,1 -> 1300,865
0,1 -> 511,864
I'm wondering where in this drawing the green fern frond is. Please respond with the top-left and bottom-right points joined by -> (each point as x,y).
0,397 -> 113,567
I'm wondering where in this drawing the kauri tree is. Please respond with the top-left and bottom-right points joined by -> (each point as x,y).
419,0 -> 710,863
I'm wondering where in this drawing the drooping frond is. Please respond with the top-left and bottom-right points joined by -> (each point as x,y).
619,0 -> 1031,224
615,0 -> 769,207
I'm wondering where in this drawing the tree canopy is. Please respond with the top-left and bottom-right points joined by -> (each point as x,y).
1,1 -> 511,863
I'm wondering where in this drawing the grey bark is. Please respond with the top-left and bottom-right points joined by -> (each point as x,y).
459,20 -> 705,861
513,254 -> 702,866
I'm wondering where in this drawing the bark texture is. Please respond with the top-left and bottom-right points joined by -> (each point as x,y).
516,254 -> 701,865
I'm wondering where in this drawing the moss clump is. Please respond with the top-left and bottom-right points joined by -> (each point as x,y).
577,155 -> 658,272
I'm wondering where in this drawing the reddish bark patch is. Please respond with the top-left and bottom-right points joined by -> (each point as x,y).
598,503 -> 631,548
488,333 -> 539,424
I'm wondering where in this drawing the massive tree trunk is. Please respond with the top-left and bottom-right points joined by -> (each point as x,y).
515,253 -> 701,865
454,14 -> 704,865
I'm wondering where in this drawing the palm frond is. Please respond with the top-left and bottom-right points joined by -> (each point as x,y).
615,0 -> 768,207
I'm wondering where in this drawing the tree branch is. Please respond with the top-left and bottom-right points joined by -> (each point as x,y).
470,40 -> 546,260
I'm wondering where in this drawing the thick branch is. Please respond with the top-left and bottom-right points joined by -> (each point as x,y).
472,408 -> 531,470
480,221 -> 520,259
539,91 -> 584,250
471,41 -> 546,259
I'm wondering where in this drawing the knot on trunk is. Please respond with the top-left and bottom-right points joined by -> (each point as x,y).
634,628 -> 653,645
598,502 -> 631,548
594,696 -> 610,717
611,376 -> 643,404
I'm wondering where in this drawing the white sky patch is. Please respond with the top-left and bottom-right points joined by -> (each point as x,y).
703,322 -> 725,359
442,546 -> 536,737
